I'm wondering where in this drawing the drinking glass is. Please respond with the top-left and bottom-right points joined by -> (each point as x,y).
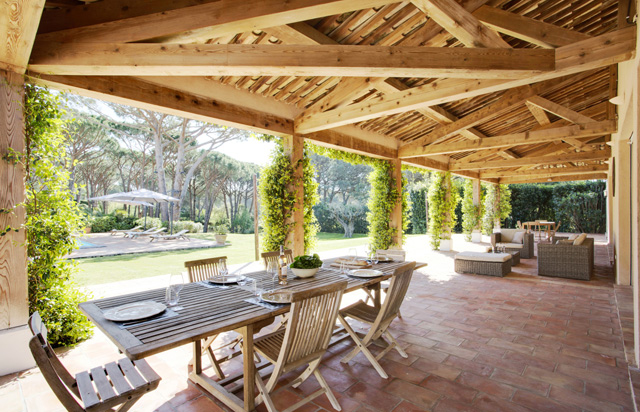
165,273 -> 184,307
348,247 -> 358,262
219,258 -> 229,289
267,261 -> 279,289
370,250 -> 379,265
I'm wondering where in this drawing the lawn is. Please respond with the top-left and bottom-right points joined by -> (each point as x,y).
73,232 -> 373,286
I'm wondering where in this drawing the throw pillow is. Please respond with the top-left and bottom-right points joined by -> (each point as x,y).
512,231 -> 525,244
574,233 -> 588,246
568,234 -> 578,241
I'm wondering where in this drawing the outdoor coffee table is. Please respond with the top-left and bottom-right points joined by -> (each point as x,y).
79,258 -> 424,412
454,251 -> 512,277
507,250 -> 521,265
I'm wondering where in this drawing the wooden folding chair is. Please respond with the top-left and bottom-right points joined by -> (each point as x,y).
338,262 -> 416,379
253,281 -> 348,412
184,256 -> 269,379
261,249 -> 294,267
364,250 -> 407,318
28,312 -> 161,412
549,221 -> 561,240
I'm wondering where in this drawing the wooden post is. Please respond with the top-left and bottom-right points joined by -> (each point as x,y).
252,174 -> 259,261
471,178 -> 482,241
390,158 -> 403,247
493,183 -> 502,230
282,134 -> 304,256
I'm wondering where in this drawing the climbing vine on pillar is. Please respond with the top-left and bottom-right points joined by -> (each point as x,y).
427,172 -> 460,250
482,184 -> 512,235
462,179 -> 483,241
258,138 -> 319,254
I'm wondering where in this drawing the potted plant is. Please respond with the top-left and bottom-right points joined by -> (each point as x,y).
214,224 -> 228,245
290,254 -> 323,278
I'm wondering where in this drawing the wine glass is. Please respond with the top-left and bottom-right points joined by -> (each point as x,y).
266,260 -> 279,289
370,250 -> 379,265
165,273 -> 184,307
348,247 -> 358,263
218,258 -> 229,289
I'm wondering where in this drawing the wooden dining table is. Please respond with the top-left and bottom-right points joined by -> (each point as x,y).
79,258 -> 426,412
523,221 -> 556,240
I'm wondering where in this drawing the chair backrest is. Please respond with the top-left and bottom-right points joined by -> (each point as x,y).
261,249 -> 293,267
377,262 -> 416,324
376,249 -> 406,262
554,221 -> 561,231
28,313 -> 84,412
175,230 -> 189,236
184,256 -> 227,282
273,281 -> 347,374
517,221 -> 523,229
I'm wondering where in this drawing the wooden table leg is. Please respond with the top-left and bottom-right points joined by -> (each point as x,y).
242,324 -> 255,411
372,283 -> 382,309
193,340 -> 202,375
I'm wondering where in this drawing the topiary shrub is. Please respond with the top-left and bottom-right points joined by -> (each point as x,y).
134,217 -> 164,230
89,215 -> 117,232
173,220 -> 203,233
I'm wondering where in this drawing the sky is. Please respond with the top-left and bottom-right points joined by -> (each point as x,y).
216,138 -> 275,167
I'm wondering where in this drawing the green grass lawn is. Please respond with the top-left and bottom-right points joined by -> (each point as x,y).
73,232 -> 372,286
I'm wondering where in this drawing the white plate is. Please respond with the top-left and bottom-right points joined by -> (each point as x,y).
208,275 -> 244,284
260,291 -> 291,304
348,269 -> 384,278
104,301 -> 167,322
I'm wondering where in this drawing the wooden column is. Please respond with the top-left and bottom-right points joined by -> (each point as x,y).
0,70 -> 28,329
283,134 -> 304,256
493,183 -> 502,231
390,158 -> 403,247
471,178 -> 482,241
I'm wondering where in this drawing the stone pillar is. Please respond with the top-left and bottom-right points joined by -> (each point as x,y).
471,179 -> 482,242
390,159 -> 403,248
0,70 -> 33,374
283,134 -> 304,256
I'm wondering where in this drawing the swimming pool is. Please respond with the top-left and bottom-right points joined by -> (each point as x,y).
78,239 -> 106,249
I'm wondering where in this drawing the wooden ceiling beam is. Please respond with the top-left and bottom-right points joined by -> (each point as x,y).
30,74 -> 294,136
473,5 -> 591,48
411,0 -> 510,48
29,42 -> 555,78
499,172 -> 607,185
526,102 -> 551,125
294,27 -> 635,134
480,164 -> 608,179
450,147 -> 611,171
36,0 -> 396,43
404,121 -> 615,157
0,0 -> 46,73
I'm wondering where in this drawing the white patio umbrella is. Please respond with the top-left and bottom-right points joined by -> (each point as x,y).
89,189 -> 180,231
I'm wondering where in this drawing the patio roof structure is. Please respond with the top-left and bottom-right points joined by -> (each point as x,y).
1,0 -> 639,403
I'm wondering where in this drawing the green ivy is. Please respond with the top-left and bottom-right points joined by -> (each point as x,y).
461,179 -> 483,241
427,172 -> 460,250
482,184 -> 512,235
23,84 -> 93,346
259,139 -> 319,254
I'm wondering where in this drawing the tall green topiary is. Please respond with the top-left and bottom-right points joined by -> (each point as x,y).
23,85 -> 93,346
482,184 -> 512,235
461,179 -> 483,241
259,139 -> 319,254
427,172 -> 460,250
367,160 -> 402,251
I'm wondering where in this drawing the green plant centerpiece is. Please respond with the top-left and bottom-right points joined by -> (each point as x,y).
290,254 -> 323,278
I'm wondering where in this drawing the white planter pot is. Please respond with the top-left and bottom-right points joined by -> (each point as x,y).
439,238 -> 452,251
214,234 -> 227,244
471,230 -> 482,243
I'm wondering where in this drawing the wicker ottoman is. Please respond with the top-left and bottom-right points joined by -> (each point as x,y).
507,250 -> 520,266
454,252 -> 512,277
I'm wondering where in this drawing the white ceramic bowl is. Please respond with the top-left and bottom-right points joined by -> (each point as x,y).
290,267 -> 320,278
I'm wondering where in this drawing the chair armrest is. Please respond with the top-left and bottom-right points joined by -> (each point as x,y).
491,233 -> 501,247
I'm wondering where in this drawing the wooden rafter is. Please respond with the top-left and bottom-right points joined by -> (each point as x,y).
499,172 -> 608,185
0,0 -> 46,73
37,0 -> 397,44
411,0 -> 510,48
28,42 -> 555,78
480,164 -> 608,179
294,27 -> 635,134
450,148 -> 611,171
473,5 -> 592,48
400,121 -> 615,157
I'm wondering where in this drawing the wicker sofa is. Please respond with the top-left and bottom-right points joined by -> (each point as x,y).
537,236 -> 594,280
491,229 -> 535,259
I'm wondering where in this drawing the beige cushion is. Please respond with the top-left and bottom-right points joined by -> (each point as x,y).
498,229 -> 525,243
498,242 -> 524,249
573,233 -> 588,246
556,239 -> 574,245
455,252 -> 511,262
512,231 -> 525,244
567,234 -> 578,241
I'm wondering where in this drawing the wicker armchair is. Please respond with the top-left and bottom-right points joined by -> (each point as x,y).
491,229 -> 534,259
537,236 -> 594,280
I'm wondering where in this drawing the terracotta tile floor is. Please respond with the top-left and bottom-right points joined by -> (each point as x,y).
2,234 -> 634,412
